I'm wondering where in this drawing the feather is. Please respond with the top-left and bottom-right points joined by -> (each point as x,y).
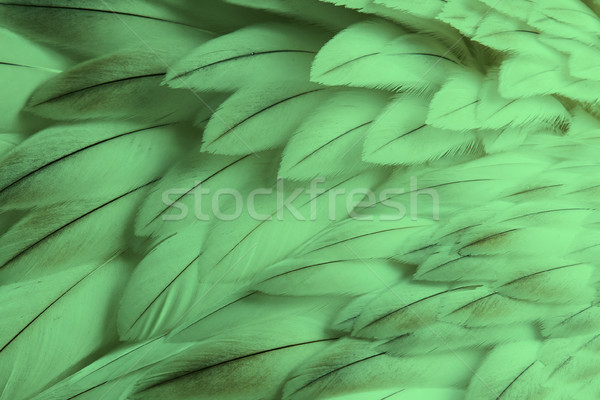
118,223 -> 207,341
311,20 -> 462,92
282,338 -> 480,400
319,388 -> 465,400
291,217 -> 432,262
321,0 -> 446,36
540,337 -> 600,385
335,283 -> 481,339
224,0 -> 361,30
2,1 -> 600,399
478,0 -> 533,21
426,70 -> 482,131
479,128 -> 530,154
465,341 -> 547,400
316,0 -> 376,14
0,180 -> 155,283
381,322 -> 537,357
325,0 -> 470,59
541,305 -> 600,338
31,337 -> 191,400
198,170 -> 385,275
363,96 -> 477,165
0,0 -> 215,58
381,152 -> 550,224
374,0 -> 443,19
253,258 -> 402,297
526,0 -> 600,44
0,133 -> 21,157
134,151 -> 275,239
134,302 -> 339,400
439,287 -> 552,327
496,262 -> 596,304
428,70 -> 570,133
147,0 -> 273,33
0,121 -> 181,211
166,24 -> 326,92
26,47 -> 201,121
171,170 -> 384,324
0,257 -> 129,400
438,0 -> 490,37
499,44 -> 600,103
0,28 -> 68,132
566,40 -> 600,81
169,292 -> 343,343
475,78 -> 570,132
279,89 -> 389,180
201,82 -> 329,155
133,339 -> 332,400
471,12 -> 541,53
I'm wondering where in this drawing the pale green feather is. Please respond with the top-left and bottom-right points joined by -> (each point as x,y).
0,258 -> 129,400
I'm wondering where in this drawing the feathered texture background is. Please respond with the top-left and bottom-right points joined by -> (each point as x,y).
1,0 -> 600,399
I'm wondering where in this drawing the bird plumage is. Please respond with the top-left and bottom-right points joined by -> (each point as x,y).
1,0 -> 600,399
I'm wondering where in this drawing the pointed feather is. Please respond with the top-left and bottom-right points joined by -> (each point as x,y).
118,223 -> 207,341
0,28 -> 68,132
0,0 -> 215,58
254,258 -> 402,297
312,20 -> 461,92
363,96 -> 477,165
27,47 -> 200,121
134,151 -> 275,239
0,258 -> 129,400
465,341 -> 547,400
31,338 -> 191,400
202,82 -> 328,155
225,0 -> 360,29
0,121 -> 181,211
0,180 -> 155,283
283,338 -> 479,400
167,24 -> 326,92
280,89 -> 389,180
